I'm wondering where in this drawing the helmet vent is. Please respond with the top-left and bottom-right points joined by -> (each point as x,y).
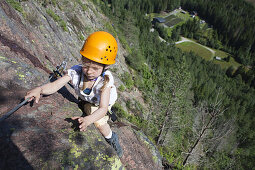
110,50 -> 112,52
109,46 -> 111,48
104,56 -> 107,58
101,58 -> 103,60
106,49 -> 108,51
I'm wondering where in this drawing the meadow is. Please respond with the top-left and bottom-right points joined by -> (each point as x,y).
176,41 -> 241,70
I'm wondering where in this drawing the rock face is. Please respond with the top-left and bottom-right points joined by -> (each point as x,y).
0,1 -> 162,169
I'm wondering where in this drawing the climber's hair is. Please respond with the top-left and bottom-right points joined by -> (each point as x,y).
101,74 -> 110,92
81,57 -> 110,92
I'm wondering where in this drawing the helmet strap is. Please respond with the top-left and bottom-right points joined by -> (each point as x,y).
101,65 -> 106,77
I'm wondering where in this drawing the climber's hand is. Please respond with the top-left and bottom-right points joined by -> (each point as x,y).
25,87 -> 42,103
71,116 -> 91,132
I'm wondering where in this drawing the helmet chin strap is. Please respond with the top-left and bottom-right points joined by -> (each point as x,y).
101,65 -> 106,77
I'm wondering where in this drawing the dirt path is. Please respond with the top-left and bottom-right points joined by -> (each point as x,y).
175,37 -> 216,56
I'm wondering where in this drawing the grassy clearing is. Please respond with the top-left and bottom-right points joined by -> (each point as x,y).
214,50 -> 241,69
177,42 -> 241,70
215,50 -> 229,58
175,11 -> 192,22
176,42 -> 213,60
213,57 -> 241,70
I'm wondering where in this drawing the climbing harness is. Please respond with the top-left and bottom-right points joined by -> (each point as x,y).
0,60 -> 68,123
108,108 -> 117,122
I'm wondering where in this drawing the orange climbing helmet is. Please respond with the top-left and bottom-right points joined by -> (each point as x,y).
80,31 -> 118,65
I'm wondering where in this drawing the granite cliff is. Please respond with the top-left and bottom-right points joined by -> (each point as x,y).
0,0 -> 162,169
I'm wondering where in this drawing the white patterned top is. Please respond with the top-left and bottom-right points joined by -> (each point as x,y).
67,65 -> 117,106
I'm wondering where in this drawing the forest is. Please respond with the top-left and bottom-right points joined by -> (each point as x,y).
92,0 -> 255,169
181,0 -> 255,66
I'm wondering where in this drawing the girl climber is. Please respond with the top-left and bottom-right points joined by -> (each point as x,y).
25,31 -> 123,158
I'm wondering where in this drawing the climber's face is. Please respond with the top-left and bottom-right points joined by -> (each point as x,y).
82,57 -> 104,80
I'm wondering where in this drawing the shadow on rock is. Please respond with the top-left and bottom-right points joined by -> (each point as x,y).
0,91 -> 6,105
50,76 -> 78,104
26,129 -> 56,165
0,82 -> 59,169
0,84 -> 24,106
0,84 -> 28,119
64,118 -> 80,132
0,120 -> 33,170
